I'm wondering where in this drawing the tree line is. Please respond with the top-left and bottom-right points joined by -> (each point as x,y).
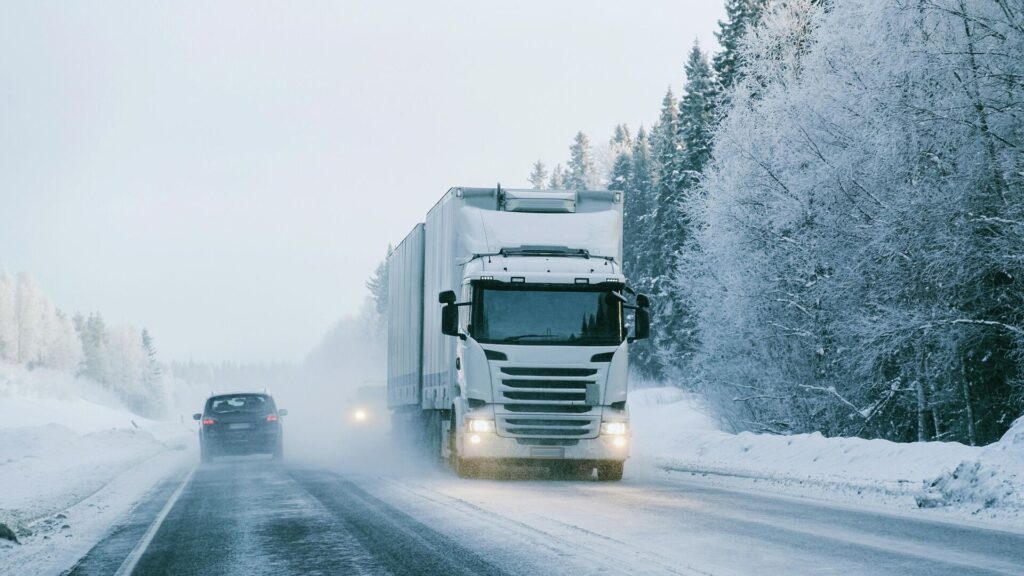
531,0 -> 1023,445
0,270 -> 165,416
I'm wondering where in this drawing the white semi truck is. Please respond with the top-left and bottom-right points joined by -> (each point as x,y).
387,186 -> 650,480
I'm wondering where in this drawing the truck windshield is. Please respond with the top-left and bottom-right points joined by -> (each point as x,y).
471,284 -> 624,346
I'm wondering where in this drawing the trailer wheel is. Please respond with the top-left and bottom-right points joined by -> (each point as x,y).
596,461 -> 624,481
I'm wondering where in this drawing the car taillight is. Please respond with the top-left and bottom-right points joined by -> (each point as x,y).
202,418 -> 216,425
266,414 -> 278,422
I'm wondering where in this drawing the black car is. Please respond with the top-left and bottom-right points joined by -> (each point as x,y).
193,393 -> 287,462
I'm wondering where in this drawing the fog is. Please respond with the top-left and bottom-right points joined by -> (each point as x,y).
0,0 -> 724,364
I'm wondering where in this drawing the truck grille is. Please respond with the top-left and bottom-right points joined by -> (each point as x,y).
498,367 -> 598,409
497,414 -> 597,440
495,365 -> 601,439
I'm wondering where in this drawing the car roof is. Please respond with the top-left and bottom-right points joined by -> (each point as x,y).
206,392 -> 274,401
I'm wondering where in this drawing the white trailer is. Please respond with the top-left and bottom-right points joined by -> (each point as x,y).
387,186 -> 650,480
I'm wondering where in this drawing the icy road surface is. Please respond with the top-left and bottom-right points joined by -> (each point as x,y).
66,460 -> 1024,576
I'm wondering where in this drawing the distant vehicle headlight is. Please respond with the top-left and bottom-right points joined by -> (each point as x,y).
353,409 -> 368,422
467,418 -> 494,433
600,421 -> 628,436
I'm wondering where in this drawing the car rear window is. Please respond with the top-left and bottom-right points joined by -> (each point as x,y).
207,394 -> 274,415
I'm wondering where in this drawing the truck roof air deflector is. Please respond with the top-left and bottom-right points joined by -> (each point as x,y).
501,189 -> 576,213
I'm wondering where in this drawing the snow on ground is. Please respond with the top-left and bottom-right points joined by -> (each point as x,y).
629,387 -> 1023,526
0,363 -> 193,563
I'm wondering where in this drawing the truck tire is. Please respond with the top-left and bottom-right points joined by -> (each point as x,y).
449,411 -> 478,478
454,456 -> 479,478
597,461 -> 624,481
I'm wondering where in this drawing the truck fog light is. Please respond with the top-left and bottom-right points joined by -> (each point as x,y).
469,434 -> 482,444
613,436 -> 627,447
468,419 -> 494,433
600,422 -> 628,436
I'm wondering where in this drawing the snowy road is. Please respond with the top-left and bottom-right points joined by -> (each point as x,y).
66,460 -> 1024,576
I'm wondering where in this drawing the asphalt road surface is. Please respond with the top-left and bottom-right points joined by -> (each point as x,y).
66,459 -> 1024,576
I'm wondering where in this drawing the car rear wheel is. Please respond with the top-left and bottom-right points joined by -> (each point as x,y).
272,440 -> 284,461
200,443 -> 213,464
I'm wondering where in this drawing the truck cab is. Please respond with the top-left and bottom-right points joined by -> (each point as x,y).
387,187 -> 650,481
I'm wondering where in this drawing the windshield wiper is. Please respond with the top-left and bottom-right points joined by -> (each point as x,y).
501,334 -> 561,343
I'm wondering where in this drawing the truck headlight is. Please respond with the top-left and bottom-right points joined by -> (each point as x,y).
468,419 -> 494,433
600,422 -> 628,436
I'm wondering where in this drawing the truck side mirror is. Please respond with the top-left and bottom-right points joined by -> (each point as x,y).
633,307 -> 651,341
439,290 -> 457,305
636,293 -> 650,309
441,303 -> 460,336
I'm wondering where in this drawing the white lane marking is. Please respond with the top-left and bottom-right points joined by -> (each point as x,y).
114,467 -> 197,576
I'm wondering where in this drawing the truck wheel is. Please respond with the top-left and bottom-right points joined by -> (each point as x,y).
597,462 -> 624,481
448,412 -> 476,478
454,456 -> 479,478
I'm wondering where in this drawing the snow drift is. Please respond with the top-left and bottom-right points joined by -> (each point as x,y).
629,387 -> 1023,523
0,363 -> 191,542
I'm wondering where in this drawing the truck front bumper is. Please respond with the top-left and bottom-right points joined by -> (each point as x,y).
459,431 -> 629,462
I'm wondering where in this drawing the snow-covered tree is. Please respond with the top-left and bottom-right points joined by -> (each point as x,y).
713,0 -> 771,98
528,160 -> 548,189
366,249 -> 390,338
648,88 -> 692,378
0,271 -> 17,362
678,42 -> 716,186
15,272 -> 45,365
653,42 -> 721,383
77,312 -> 111,385
39,309 -> 82,372
566,131 -> 595,191
687,0 -> 1023,443
607,126 -> 633,193
108,324 -> 156,415
610,124 -> 632,156
624,127 -> 661,379
548,164 -> 566,189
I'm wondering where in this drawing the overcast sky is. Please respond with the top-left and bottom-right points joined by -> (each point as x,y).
0,1 -> 725,363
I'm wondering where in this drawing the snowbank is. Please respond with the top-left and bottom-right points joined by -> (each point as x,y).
918,417 -> 1024,513
629,387 -> 1023,523
0,364 -> 191,543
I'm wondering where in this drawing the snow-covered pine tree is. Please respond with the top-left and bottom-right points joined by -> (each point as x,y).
678,42 -> 716,187
713,0 -> 771,99
107,325 -> 148,413
137,328 -> 164,417
528,160 -> 548,189
44,310 -> 83,372
610,124 -> 632,156
649,89 -> 688,378
78,312 -> 111,385
566,132 -> 595,192
624,126 -> 661,380
366,248 -> 391,337
654,42 -> 721,384
607,126 -> 633,193
0,271 -> 16,363
14,272 -> 44,365
548,164 -> 566,189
